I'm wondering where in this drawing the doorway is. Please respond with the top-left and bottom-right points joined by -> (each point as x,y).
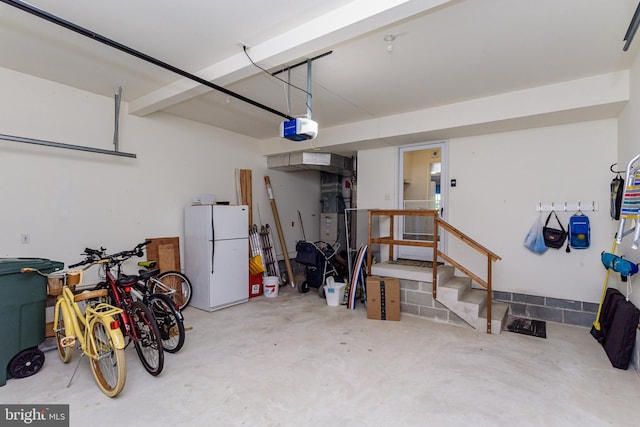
397,142 -> 447,261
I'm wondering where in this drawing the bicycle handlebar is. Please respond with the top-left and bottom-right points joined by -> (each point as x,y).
84,247 -> 105,257
67,261 -> 86,269
69,241 -> 151,269
108,241 -> 151,262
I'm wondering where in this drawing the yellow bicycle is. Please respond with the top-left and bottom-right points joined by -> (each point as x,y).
21,267 -> 127,397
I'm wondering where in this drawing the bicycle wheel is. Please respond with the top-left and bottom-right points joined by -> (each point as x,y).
149,293 -> 185,353
130,301 -> 164,376
153,271 -> 192,310
55,303 -> 73,363
88,317 -> 126,398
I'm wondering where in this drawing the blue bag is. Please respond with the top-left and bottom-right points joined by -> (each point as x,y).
601,252 -> 639,282
569,213 -> 590,249
523,215 -> 548,255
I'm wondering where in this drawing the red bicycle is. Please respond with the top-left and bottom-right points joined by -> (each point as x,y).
70,249 -> 164,376
86,242 -> 186,353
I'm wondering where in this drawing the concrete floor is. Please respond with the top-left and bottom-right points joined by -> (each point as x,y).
2,284 -> 640,427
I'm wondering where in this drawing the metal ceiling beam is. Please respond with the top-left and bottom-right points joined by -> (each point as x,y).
129,0 -> 449,118
623,1 -> 640,51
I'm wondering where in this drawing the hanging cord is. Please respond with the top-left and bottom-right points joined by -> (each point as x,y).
282,82 -> 291,116
243,46 -> 312,114
626,274 -> 633,302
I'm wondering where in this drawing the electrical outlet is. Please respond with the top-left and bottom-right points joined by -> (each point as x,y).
20,233 -> 30,244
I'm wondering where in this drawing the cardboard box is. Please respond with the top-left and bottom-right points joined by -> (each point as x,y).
366,276 -> 400,321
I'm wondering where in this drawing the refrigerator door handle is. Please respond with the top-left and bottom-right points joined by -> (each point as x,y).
211,208 -> 215,274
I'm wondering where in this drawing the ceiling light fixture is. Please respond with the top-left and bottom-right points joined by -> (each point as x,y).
384,34 -> 396,52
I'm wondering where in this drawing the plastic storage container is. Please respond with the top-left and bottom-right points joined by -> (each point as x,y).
324,277 -> 346,306
0,258 -> 63,386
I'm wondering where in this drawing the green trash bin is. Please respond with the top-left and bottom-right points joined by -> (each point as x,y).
0,258 -> 63,386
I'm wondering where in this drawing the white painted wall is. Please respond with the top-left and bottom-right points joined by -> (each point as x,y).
2,61 -> 634,305
357,147 -> 397,209
448,120 -> 617,302
356,147 -> 397,262
616,48 -> 640,309
357,120 -> 618,303
0,68 -> 320,282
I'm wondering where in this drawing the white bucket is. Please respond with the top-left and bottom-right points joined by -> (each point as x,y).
263,276 -> 279,297
324,281 -> 346,306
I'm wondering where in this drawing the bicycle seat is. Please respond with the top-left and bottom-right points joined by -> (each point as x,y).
138,268 -> 161,281
138,260 -> 157,268
115,275 -> 138,287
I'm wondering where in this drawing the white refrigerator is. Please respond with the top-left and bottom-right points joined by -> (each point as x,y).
184,205 -> 249,312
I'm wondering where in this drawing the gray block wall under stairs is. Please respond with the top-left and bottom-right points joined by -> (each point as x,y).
371,263 -> 509,334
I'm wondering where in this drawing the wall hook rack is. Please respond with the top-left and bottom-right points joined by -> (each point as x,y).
535,201 -> 598,212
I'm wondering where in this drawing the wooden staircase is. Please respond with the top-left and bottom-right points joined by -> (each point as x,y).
368,209 -> 505,333
435,265 -> 509,334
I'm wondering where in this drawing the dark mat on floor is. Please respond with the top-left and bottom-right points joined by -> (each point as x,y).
392,259 -> 444,268
504,315 -> 547,338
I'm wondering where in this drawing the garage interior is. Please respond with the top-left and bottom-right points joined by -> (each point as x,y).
2,1 -> 640,425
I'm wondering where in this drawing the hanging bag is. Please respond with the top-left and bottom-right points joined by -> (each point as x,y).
523,214 -> 548,254
542,211 -> 567,249
601,252 -> 639,282
610,174 -> 624,220
569,212 -> 590,249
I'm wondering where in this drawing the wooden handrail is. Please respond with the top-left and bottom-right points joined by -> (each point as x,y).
367,209 -> 501,333
435,218 -> 501,262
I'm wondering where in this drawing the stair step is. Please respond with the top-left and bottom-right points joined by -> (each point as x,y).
477,302 -> 510,334
459,288 -> 488,309
437,276 -> 471,301
446,288 -> 486,322
436,270 -> 509,334
436,265 -> 455,281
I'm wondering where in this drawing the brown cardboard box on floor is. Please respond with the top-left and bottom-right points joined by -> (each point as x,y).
366,276 -> 400,321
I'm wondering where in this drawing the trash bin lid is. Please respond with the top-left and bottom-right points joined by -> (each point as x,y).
0,258 -> 64,276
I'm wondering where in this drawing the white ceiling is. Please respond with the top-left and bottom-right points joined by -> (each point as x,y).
1,0 -> 639,147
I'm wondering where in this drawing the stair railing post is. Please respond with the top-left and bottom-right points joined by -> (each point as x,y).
486,255 -> 493,334
389,213 -> 395,261
367,210 -> 373,275
433,216 -> 439,299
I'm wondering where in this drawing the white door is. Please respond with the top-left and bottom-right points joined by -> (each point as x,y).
397,143 -> 447,261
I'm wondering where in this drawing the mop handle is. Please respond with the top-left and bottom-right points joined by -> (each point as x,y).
593,237 -> 618,331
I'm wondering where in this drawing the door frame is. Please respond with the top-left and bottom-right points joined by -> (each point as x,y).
397,141 -> 449,261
